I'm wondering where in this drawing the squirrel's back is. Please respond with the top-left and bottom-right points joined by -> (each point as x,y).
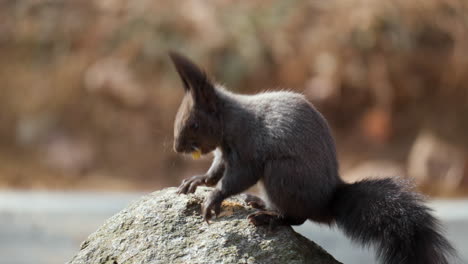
221,89 -> 337,163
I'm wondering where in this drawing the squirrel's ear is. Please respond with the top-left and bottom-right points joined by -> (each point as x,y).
169,51 -> 217,111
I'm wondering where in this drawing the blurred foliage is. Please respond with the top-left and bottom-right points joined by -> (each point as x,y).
0,0 -> 467,194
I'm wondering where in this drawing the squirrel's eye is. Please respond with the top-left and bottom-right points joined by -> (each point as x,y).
190,122 -> 199,130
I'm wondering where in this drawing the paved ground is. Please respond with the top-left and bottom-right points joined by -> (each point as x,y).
0,191 -> 467,264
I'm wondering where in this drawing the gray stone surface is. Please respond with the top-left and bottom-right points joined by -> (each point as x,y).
67,187 -> 341,264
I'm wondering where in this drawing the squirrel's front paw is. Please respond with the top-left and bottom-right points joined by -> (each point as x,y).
177,175 -> 208,194
202,190 -> 224,223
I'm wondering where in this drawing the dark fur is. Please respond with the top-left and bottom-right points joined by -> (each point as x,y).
333,179 -> 455,264
170,52 -> 456,264
170,52 -> 222,155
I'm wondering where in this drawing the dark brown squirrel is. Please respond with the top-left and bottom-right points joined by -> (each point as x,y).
169,52 -> 456,264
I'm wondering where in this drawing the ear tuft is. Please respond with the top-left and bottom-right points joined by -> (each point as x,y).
169,51 -> 218,111
169,51 -> 208,92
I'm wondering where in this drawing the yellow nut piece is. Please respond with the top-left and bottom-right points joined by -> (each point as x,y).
191,150 -> 202,160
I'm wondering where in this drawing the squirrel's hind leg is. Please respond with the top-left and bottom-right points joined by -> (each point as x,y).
243,194 -> 308,228
248,211 -> 306,229
242,193 -> 267,210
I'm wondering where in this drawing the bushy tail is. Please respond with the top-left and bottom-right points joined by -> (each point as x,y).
331,178 -> 456,264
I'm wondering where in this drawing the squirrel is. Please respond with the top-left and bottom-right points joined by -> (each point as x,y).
169,51 -> 456,264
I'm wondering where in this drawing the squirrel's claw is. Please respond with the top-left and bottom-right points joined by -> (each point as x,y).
203,209 -> 213,224
177,175 -> 207,194
202,190 -> 223,223
202,201 -> 220,223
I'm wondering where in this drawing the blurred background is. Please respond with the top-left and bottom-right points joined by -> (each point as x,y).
1,0 -> 468,263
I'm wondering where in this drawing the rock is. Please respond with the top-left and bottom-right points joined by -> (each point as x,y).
67,187 -> 341,264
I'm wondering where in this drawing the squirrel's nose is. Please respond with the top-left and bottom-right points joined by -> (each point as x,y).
174,138 -> 193,153
173,140 -> 183,153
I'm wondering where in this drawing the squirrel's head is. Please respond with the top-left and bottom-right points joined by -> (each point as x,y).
169,52 -> 222,156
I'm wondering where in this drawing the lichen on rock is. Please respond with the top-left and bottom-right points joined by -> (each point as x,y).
68,187 -> 341,264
